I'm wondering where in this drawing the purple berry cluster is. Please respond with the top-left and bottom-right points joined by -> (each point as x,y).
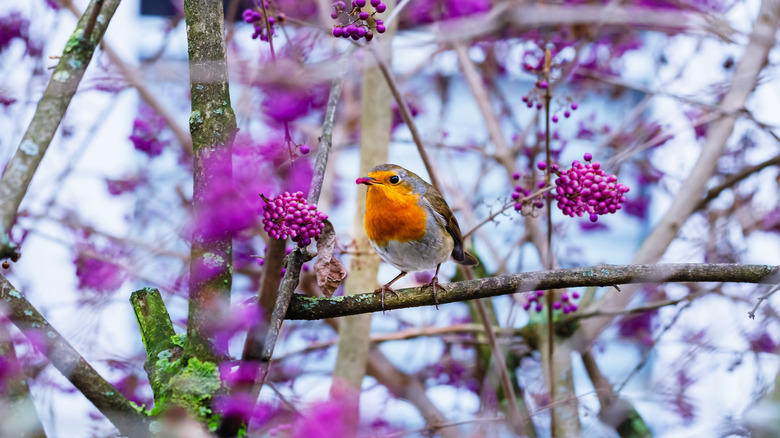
242,5 -> 283,42
262,192 -> 328,247
510,172 -> 544,212
539,153 -> 630,223
523,290 -> 580,314
331,0 -> 387,42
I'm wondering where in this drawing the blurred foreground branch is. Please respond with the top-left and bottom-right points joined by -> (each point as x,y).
0,0 -> 121,255
286,263 -> 780,319
1,274 -> 149,437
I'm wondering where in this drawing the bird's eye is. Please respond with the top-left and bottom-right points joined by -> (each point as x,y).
389,175 -> 400,184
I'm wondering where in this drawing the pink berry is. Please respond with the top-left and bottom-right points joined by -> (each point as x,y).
332,27 -> 343,37
300,144 -> 310,154
376,2 -> 386,12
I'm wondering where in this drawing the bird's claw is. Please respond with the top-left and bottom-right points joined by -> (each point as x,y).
373,285 -> 399,311
421,276 -> 447,309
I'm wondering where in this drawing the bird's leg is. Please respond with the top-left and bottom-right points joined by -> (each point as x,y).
374,271 -> 407,310
421,264 -> 447,309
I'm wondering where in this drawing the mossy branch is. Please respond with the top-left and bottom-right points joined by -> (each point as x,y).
0,0 -> 121,250
130,288 -> 181,406
285,263 -> 780,320
184,0 -> 238,363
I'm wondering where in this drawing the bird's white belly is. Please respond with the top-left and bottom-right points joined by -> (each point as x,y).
369,230 -> 454,272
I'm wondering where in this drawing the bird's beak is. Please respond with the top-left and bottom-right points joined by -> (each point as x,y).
356,176 -> 379,186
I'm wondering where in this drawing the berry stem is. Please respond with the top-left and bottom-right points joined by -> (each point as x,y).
542,46 -> 557,436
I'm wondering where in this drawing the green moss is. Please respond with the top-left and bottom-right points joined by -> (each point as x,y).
64,29 -> 84,53
150,352 -> 221,420
171,333 -> 187,348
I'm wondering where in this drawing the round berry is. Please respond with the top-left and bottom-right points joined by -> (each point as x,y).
356,0 -> 366,7
332,27 -> 343,37
300,144 -> 310,154
552,115 -> 559,123
375,2 -> 387,12
371,0 -> 381,5
359,11 -> 369,19
539,80 -> 548,89
583,152 -> 592,162
376,24 -> 386,33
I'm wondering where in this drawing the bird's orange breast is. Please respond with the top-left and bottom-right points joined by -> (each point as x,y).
365,185 -> 427,246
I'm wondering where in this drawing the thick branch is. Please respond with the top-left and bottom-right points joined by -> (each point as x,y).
130,288 -> 179,405
184,0 -> 237,362
286,264 -> 780,320
0,0 -> 121,249
1,275 -> 149,437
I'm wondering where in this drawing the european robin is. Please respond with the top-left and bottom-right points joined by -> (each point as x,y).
356,164 -> 478,309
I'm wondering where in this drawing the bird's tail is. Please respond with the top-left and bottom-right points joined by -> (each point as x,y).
454,248 -> 479,266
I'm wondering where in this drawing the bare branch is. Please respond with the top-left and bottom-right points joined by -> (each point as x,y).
0,0 -> 122,252
286,264 -> 780,320
1,275 -> 149,437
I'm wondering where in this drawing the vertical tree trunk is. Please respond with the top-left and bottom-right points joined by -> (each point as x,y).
184,0 -> 237,362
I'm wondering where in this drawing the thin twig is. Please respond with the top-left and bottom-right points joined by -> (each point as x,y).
216,55 -> 349,436
748,284 -> 780,320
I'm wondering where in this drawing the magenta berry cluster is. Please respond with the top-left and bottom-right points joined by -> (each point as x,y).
243,5 -> 283,42
540,153 -> 630,222
331,0 -> 387,42
262,192 -> 328,247
523,290 -> 580,314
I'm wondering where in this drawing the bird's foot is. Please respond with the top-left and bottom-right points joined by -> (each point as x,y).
373,284 -> 399,311
421,276 -> 448,309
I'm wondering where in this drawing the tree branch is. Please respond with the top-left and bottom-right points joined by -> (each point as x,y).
285,264 -> 780,320
574,0 -> 780,347
0,0 -> 122,255
184,0 -> 238,362
1,274 -> 149,437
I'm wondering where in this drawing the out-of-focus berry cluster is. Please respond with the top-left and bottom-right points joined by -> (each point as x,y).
539,153 -> 630,222
331,0 -> 387,41
243,4 -> 285,42
262,192 -> 327,247
523,290 -> 580,314
511,171 -> 545,212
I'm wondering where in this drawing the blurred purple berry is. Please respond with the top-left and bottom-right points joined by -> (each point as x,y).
376,2 -> 387,12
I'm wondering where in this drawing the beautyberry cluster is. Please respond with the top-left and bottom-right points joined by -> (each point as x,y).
523,290 -> 580,314
331,0 -> 387,42
243,5 -> 284,42
262,192 -> 328,247
539,153 -> 630,222
510,172 -> 544,212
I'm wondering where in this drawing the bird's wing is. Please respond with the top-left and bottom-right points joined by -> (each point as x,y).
424,189 -> 478,266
